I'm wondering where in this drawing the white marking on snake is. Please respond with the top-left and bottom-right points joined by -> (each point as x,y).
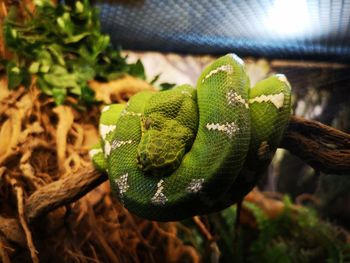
181,90 -> 192,97
186,178 -> 205,193
121,109 -> 142,117
206,122 -> 239,138
231,53 -> 245,66
276,74 -> 291,89
226,90 -> 249,108
105,140 -> 133,157
249,93 -> 285,109
111,140 -> 133,150
151,179 -> 168,205
89,148 -> 102,159
115,173 -> 129,196
101,105 -> 110,112
100,124 -> 116,140
202,65 -> 233,83
104,141 -> 111,157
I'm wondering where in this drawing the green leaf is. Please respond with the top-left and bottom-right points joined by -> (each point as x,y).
150,74 -> 160,85
74,65 -> 95,83
6,61 -> 23,89
47,44 -> 65,66
43,66 -> 79,89
40,65 -> 51,73
92,35 -> 110,57
29,61 -> 40,74
52,87 -> 67,105
37,76 -> 53,95
128,59 -> 145,79
34,0 -> 53,7
38,50 -> 53,70
57,12 -> 74,36
75,1 -> 84,13
159,82 -> 176,91
80,84 -> 95,104
3,9 -> 20,50
149,73 -> 176,91
63,32 -> 90,44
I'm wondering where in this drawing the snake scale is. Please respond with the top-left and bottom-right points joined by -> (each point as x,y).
90,54 -> 292,221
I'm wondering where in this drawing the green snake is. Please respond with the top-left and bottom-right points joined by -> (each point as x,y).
90,54 -> 292,221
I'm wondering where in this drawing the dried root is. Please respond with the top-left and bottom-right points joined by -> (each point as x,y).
89,76 -> 156,104
0,77 -> 199,262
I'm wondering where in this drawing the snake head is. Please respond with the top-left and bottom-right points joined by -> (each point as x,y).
137,125 -> 190,176
136,86 -> 198,177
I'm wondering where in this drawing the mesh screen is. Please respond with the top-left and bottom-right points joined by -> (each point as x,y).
96,0 -> 350,62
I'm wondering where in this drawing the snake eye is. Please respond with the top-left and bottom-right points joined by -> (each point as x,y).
144,118 -> 152,130
142,155 -> 148,163
138,153 -> 150,167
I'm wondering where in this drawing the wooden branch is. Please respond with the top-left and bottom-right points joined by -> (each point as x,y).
281,116 -> 350,175
23,116 -> 350,224
25,166 -> 107,223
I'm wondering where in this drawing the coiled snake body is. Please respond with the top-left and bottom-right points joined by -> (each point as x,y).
90,54 -> 291,221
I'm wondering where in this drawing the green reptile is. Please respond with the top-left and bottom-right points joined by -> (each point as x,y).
90,54 -> 292,221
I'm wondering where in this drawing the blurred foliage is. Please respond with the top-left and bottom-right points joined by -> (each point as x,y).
149,73 -> 176,91
187,196 -> 350,263
2,0 -> 145,105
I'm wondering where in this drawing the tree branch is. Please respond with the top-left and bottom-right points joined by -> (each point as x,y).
25,167 -> 107,223
281,116 -> 350,175
24,116 -> 350,223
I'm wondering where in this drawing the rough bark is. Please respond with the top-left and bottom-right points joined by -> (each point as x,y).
281,116 -> 350,175
25,167 -> 107,223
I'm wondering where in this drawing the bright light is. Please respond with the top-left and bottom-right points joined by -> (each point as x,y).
264,0 -> 310,38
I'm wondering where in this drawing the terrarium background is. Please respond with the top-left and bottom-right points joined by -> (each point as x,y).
95,0 -> 350,62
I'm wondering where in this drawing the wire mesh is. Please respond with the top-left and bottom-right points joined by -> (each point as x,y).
96,0 -> 350,62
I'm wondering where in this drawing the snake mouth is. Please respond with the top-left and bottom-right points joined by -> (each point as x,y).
137,152 -> 152,170
136,149 -> 182,177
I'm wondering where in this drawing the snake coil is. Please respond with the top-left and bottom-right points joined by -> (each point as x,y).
90,54 -> 292,221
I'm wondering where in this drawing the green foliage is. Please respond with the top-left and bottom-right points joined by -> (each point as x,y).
149,74 -> 176,91
159,82 -> 176,91
208,196 -> 350,263
2,0 -> 145,105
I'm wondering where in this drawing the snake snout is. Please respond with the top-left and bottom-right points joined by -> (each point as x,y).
137,152 -> 151,168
